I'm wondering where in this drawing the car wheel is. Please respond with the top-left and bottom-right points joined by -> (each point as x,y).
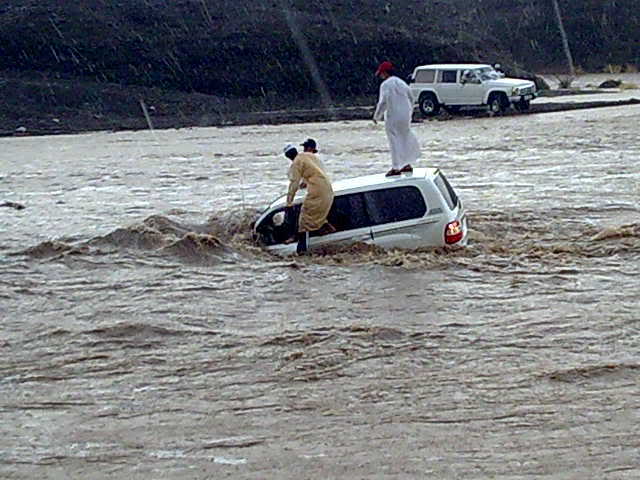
419,93 -> 440,117
488,93 -> 508,114
515,98 -> 530,111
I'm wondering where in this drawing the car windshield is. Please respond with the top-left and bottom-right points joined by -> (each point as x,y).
473,67 -> 501,81
478,67 -> 500,80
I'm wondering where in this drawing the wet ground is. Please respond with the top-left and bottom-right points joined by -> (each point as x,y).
1,99 -> 640,478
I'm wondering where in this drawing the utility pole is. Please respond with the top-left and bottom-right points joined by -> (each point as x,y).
552,0 -> 575,77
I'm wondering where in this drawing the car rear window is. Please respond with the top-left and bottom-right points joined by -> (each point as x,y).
363,186 -> 427,226
415,70 -> 435,83
439,70 -> 458,83
434,173 -> 459,210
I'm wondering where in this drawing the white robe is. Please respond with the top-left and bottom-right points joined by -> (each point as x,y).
374,76 -> 421,170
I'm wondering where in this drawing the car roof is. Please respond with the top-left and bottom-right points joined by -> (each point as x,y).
267,168 -> 440,209
414,64 -> 492,70
332,167 -> 438,192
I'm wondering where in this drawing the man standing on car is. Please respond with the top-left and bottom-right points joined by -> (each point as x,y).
283,144 -> 335,254
373,61 -> 421,177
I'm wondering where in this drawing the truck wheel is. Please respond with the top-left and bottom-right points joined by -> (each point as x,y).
515,98 -> 530,111
419,93 -> 440,117
488,93 -> 508,114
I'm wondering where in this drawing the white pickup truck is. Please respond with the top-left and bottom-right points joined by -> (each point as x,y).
408,63 -> 537,116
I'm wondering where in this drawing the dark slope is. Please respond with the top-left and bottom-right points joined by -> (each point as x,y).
0,0 -> 637,134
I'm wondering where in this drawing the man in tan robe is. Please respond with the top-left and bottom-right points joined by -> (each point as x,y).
300,138 -> 329,180
283,143 -> 335,253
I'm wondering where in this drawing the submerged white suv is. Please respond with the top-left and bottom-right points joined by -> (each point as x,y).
409,64 -> 537,117
253,168 -> 467,255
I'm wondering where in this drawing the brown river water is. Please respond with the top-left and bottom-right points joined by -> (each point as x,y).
1,103 -> 640,479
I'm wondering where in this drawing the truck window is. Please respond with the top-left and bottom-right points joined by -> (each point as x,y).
415,70 -> 435,83
439,70 -> 458,83
363,186 -> 427,226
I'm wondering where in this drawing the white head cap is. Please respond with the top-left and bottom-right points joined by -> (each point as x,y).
272,211 -> 285,226
283,143 -> 297,155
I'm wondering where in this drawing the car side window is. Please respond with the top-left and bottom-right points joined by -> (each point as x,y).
325,192 -> 371,233
415,69 -> 435,83
439,70 -> 458,83
364,187 -> 427,226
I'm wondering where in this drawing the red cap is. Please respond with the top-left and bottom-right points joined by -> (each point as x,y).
375,61 -> 394,76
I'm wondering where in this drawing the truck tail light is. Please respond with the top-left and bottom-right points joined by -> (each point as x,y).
445,220 -> 463,244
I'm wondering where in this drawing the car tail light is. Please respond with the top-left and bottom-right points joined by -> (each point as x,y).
445,220 -> 463,244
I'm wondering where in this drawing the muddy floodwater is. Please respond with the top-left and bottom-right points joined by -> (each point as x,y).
1,103 -> 640,479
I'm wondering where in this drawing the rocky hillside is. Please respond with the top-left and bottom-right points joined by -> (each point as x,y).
0,0 -> 638,133
2,0 -> 636,96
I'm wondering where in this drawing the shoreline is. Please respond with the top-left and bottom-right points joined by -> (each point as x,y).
1,93 -> 639,139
